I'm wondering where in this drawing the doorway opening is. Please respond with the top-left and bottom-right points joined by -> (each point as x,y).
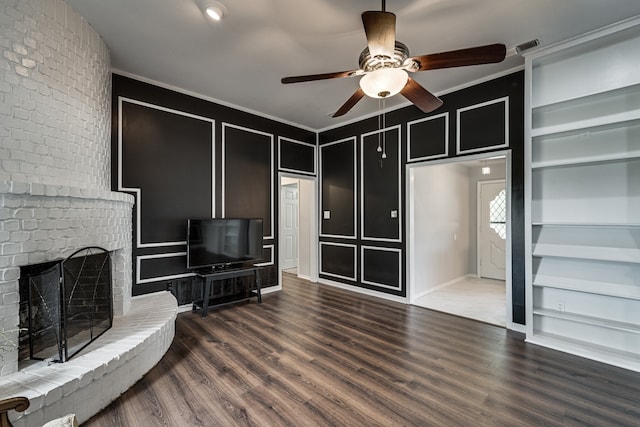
278,174 -> 318,287
407,151 -> 512,328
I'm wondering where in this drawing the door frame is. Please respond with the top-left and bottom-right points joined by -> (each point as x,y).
406,149 -> 517,331
477,179 -> 507,280
278,172 -> 318,288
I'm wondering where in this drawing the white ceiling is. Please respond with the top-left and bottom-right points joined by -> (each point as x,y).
64,0 -> 640,131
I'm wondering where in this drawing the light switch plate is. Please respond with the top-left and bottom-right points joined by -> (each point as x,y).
391,210 -> 398,218
323,210 -> 330,219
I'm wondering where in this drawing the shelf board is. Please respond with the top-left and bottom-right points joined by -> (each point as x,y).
533,307 -> 640,334
533,274 -> 640,301
532,243 -> 640,264
531,222 -> 640,228
531,109 -> 640,138
531,150 -> 640,169
525,332 -> 640,372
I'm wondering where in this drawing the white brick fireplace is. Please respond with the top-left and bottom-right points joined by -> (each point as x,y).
0,1 -> 176,425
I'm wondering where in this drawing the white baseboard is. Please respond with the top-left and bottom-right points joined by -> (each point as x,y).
317,278 -> 407,304
411,274 -> 474,302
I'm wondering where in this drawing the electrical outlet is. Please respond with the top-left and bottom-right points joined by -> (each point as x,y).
390,210 -> 398,218
323,210 -> 330,219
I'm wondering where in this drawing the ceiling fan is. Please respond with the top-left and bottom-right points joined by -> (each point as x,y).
281,1 -> 507,117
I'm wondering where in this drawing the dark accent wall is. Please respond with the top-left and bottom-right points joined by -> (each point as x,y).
112,74 -> 315,296
319,71 -> 525,324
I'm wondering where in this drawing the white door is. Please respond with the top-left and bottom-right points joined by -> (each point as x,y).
281,183 -> 299,270
478,180 -> 506,280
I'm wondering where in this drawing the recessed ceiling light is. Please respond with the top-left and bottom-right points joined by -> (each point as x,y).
197,0 -> 226,22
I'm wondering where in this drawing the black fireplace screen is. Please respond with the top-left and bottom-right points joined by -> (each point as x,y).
19,247 -> 112,363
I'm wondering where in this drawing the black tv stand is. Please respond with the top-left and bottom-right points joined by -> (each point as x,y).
191,265 -> 263,317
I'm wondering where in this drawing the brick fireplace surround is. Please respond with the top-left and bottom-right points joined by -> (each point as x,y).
0,1 -> 177,425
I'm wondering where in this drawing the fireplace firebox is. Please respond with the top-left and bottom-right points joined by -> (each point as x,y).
18,247 -> 113,363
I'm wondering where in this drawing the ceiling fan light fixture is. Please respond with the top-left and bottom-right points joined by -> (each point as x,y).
359,68 -> 408,99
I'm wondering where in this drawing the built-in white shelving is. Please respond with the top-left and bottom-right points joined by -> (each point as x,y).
525,17 -> 640,372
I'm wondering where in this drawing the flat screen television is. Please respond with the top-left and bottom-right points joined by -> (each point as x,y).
186,218 -> 263,271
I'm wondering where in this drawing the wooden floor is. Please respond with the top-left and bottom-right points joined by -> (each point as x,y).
86,274 -> 640,426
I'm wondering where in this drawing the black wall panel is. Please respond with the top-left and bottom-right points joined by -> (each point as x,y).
121,101 -> 212,244
319,71 -> 525,323
139,255 -> 187,280
407,113 -> 448,161
223,125 -> 272,238
280,138 -> 315,174
457,98 -> 508,153
112,74 -> 315,296
320,243 -> 356,280
320,139 -> 356,237
361,247 -> 400,290
361,128 -> 400,241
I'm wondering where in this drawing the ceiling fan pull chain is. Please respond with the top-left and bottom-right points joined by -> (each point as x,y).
381,99 -> 387,159
377,98 -> 383,152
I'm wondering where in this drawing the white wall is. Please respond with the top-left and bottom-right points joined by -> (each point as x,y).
411,163 -> 470,298
298,178 -> 314,280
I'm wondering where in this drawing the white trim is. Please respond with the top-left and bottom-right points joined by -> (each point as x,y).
254,244 -> 275,267
316,65 -> 525,133
407,112 -> 449,162
524,54 -> 534,337
319,137 -> 357,239
319,242 -> 357,281
112,68 -> 316,133
360,245 -> 402,291
456,96 -> 510,155
136,252 -> 194,284
277,172 -> 319,287
318,277 -> 407,304
118,97 -> 215,249
221,122 -> 274,240
278,136 -> 317,176
406,150 -> 517,330
360,125 -> 402,243
522,16 -> 640,60
411,274 -> 475,301
113,67 -> 526,135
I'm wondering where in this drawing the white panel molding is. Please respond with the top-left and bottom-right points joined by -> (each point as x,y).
407,112 -> 449,162
319,136 -> 357,239
319,242 -> 357,281
254,244 -> 275,267
136,252 -> 194,284
118,96 -> 216,248
360,245 -> 402,291
456,96 -> 510,155
361,125 -> 402,243
278,136 -> 317,175
221,122 -> 275,240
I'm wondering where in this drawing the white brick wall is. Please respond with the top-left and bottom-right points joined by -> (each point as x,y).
0,0 -> 111,189
0,0 -> 137,378
0,5 -> 172,423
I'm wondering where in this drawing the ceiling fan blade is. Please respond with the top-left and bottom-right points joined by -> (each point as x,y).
409,43 -> 507,72
361,11 -> 396,59
401,78 -> 443,113
332,88 -> 365,117
282,69 -> 363,84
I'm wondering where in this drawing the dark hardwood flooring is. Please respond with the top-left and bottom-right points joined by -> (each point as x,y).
86,274 -> 640,426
